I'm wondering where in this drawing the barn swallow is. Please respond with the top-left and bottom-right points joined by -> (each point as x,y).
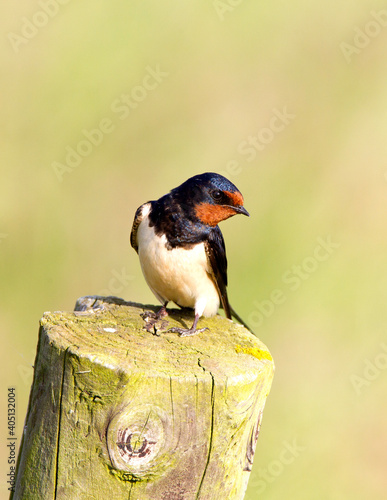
130,172 -> 252,336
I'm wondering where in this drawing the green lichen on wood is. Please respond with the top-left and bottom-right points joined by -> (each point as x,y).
14,296 -> 275,500
105,463 -> 141,483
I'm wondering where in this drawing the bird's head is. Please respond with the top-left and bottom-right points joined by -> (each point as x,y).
172,172 -> 249,226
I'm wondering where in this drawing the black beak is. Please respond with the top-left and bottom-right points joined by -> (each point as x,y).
231,205 -> 250,217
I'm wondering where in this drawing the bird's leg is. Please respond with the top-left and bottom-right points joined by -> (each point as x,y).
154,303 -> 168,320
141,302 -> 169,334
168,313 -> 209,337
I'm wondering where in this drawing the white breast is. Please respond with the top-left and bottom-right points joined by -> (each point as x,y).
136,209 -> 219,318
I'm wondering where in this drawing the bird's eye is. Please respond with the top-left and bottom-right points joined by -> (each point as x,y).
211,189 -> 223,201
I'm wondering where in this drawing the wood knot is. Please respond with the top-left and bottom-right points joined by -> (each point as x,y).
116,430 -> 156,459
107,405 -> 171,477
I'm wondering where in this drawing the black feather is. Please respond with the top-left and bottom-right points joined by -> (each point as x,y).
204,226 -> 231,319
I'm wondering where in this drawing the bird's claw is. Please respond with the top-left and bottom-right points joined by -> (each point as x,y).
168,327 -> 209,337
141,311 -> 169,335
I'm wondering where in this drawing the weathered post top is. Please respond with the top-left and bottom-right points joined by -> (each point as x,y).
13,296 -> 274,500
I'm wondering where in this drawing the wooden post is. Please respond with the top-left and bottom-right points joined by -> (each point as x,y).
13,296 -> 274,500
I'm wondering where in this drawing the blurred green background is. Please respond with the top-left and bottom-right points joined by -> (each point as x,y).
1,1 -> 387,498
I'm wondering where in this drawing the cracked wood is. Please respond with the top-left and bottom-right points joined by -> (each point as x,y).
12,296 -> 274,500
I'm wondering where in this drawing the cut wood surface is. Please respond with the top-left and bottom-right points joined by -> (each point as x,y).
13,296 -> 274,500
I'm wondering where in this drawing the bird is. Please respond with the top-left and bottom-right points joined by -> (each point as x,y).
130,172 -> 253,336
